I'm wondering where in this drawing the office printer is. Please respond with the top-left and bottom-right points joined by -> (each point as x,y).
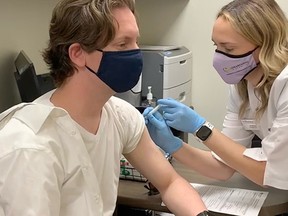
140,45 -> 192,107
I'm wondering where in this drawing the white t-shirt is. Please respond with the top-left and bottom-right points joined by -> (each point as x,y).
218,65 -> 288,190
0,91 -> 145,216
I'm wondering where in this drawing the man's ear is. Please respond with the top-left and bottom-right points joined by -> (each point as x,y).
68,43 -> 85,67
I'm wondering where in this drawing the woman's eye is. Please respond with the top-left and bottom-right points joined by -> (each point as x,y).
212,43 -> 219,50
225,48 -> 233,53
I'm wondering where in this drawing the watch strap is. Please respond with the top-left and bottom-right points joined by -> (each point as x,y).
194,121 -> 214,142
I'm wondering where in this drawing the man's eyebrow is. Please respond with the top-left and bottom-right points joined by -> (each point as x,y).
115,34 -> 140,41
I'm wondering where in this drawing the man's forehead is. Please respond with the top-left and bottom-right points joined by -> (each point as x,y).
109,7 -> 138,40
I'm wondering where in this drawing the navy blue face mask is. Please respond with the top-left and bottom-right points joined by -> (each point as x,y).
86,49 -> 143,93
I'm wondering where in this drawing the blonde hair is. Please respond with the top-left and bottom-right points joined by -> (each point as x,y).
43,0 -> 135,86
217,0 -> 288,119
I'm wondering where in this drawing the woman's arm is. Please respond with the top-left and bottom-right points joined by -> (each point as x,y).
173,143 -> 235,180
203,127 -> 266,186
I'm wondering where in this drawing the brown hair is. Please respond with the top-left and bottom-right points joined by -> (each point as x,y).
217,0 -> 288,119
42,0 -> 135,86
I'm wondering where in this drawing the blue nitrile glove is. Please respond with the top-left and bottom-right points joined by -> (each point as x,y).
143,107 -> 183,155
157,98 -> 206,134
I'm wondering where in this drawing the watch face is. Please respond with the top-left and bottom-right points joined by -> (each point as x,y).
196,125 -> 212,141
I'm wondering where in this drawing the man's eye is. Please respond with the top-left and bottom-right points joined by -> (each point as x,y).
119,43 -> 126,48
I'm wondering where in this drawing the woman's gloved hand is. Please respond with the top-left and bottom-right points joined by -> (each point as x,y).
157,98 -> 206,134
143,107 -> 183,155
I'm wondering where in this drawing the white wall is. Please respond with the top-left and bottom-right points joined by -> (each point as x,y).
0,0 -> 58,112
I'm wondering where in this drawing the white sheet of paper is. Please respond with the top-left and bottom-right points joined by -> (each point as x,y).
161,183 -> 268,216
243,148 -> 267,161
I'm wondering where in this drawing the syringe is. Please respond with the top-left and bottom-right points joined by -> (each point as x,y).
146,94 -> 185,116
147,104 -> 161,116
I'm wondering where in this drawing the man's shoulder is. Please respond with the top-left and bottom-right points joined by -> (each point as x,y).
108,96 -> 135,108
105,96 -> 145,134
0,103 -> 71,161
106,96 -> 141,117
0,103 -> 66,134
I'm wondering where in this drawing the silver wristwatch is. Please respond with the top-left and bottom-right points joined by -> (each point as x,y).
196,210 -> 212,216
194,121 -> 214,142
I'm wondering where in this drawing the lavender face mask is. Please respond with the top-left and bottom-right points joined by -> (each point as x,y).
213,47 -> 258,84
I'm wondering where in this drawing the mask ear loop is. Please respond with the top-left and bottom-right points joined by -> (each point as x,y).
85,49 -> 104,75
85,65 -> 97,75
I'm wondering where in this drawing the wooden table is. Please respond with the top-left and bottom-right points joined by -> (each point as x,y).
117,159 -> 288,216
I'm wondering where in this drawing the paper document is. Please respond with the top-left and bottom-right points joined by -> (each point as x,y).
243,148 -> 267,161
162,183 -> 268,216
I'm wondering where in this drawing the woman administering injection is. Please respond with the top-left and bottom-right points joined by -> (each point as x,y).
144,0 -> 288,191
